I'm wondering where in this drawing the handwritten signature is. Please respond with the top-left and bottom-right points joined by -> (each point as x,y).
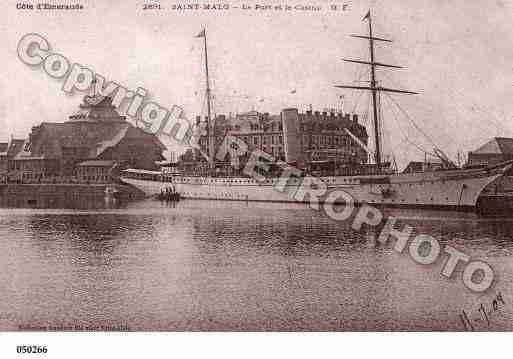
460,292 -> 506,331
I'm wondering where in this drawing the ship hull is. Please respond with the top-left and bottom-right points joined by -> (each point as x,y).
121,165 -> 510,211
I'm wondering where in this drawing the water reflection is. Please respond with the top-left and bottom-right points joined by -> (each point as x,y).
0,199 -> 512,330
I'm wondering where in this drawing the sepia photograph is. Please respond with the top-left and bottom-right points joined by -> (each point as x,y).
1,0 -> 513,355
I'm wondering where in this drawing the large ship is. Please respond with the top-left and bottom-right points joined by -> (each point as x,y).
120,11 -> 513,211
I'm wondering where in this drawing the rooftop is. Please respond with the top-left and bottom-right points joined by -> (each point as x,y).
77,160 -> 118,167
69,96 -> 126,123
471,137 -> 513,155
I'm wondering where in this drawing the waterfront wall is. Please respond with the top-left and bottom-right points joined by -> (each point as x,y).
0,183 -> 144,209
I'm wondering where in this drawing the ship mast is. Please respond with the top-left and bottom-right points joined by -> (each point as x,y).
197,28 -> 215,168
335,10 -> 417,170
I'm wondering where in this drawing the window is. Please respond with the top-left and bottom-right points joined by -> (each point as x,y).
279,136 -> 283,144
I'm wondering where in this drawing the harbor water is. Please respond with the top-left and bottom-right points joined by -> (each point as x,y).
0,197 -> 512,331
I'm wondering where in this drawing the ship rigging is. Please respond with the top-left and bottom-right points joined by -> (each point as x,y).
335,10 -> 418,170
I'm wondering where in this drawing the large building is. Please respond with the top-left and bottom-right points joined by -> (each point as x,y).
0,95 -> 165,183
0,139 -> 25,177
467,137 -> 513,167
192,109 -> 369,170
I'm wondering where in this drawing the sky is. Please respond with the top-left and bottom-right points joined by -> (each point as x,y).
1,0 -> 513,169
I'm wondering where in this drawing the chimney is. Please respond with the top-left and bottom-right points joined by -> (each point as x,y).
196,116 -> 201,125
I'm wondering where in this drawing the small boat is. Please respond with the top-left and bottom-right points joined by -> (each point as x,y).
157,186 -> 181,202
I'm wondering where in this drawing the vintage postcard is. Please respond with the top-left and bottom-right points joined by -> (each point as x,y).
1,0 -> 513,351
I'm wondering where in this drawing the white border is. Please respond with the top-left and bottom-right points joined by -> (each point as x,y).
0,332 -> 511,359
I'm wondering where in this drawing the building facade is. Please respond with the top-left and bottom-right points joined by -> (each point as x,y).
0,95 -> 166,183
192,108 -> 369,170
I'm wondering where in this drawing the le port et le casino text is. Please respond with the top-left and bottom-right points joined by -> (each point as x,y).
142,3 -> 350,11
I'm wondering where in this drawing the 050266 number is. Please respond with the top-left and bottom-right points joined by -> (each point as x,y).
16,346 -> 48,354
